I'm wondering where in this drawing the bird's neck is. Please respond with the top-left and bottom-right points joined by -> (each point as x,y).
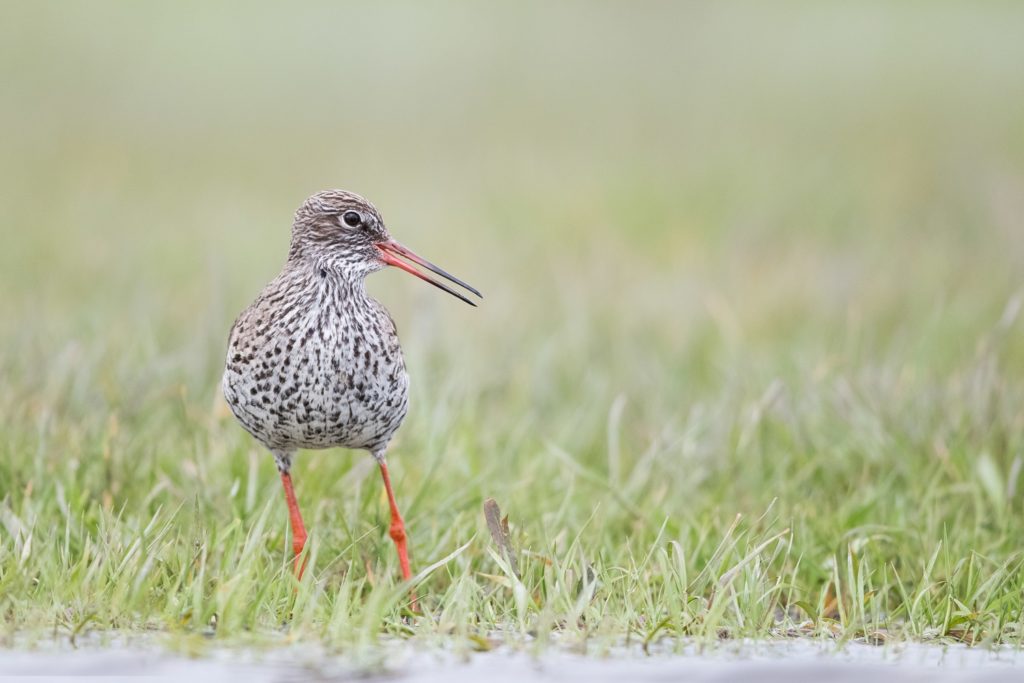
328,272 -> 371,303
286,258 -> 374,308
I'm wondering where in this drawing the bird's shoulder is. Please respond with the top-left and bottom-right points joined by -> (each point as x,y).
228,269 -> 315,342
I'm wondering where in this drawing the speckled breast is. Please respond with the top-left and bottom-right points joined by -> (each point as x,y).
222,279 -> 410,455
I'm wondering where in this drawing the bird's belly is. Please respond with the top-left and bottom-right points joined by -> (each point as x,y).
282,380 -> 408,451
222,346 -> 409,454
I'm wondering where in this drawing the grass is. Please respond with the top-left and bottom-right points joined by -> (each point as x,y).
1,2 -> 1024,654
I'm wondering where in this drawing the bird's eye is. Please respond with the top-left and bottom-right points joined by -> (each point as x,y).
342,211 -> 362,227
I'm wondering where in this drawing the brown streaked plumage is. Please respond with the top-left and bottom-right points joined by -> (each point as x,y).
222,189 -> 481,587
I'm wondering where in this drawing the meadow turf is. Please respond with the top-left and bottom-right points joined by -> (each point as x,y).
1,3 -> 1023,652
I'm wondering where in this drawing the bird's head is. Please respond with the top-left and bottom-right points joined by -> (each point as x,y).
289,189 -> 481,306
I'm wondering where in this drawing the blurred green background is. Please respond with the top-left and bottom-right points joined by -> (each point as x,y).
3,1 -> 1022,452
3,2 -> 1022,385
1,2 -> 1023,643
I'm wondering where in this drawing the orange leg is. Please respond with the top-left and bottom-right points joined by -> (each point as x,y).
280,472 -> 308,579
378,460 -> 413,582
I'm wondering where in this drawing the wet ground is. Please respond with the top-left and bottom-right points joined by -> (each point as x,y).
1,639 -> 1021,682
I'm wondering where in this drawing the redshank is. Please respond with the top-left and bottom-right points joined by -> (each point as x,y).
222,189 -> 480,583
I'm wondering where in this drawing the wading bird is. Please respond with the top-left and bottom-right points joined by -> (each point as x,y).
222,190 -> 480,582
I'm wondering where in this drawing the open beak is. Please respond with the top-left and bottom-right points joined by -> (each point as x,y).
377,240 -> 482,306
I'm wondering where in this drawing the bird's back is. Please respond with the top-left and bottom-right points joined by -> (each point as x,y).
222,267 -> 410,455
